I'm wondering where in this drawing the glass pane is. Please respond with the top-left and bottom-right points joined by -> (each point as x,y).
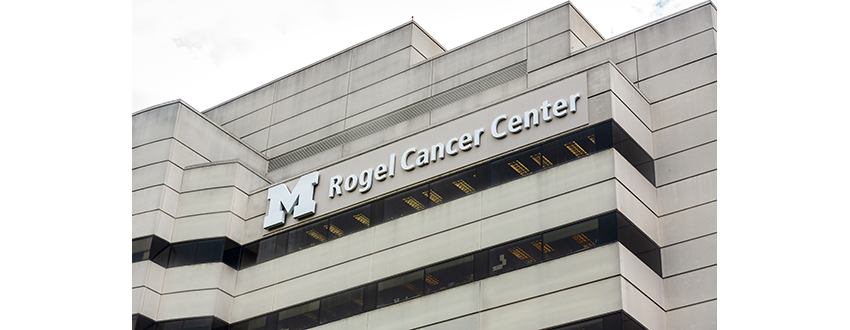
256,236 -> 276,264
132,237 -> 152,262
240,241 -> 259,269
230,315 -> 267,330
543,218 -> 599,261
274,233 -> 289,258
551,317 -> 604,330
488,148 -> 543,187
618,214 -> 661,276
427,169 -> 478,208
156,320 -> 183,330
319,287 -> 364,324
612,122 -> 655,185
223,239 -> 241,269
424,255 -> 474,294
327,204 -> 373,241
489,235 -> 543,276
376,270 -> 424,307
287,219 -> 329,253
382,184 -> 430,221
622,312 -> 647,330
183,317 -> 213,330
194,239 -> 224,264
168,241 -> 197,267
277,301 -> 320,330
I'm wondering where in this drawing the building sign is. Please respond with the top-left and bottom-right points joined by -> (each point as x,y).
267,72 -> 588,229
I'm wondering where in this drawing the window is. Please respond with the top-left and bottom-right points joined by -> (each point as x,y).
423,255 -> 474,294
319,287 -> 364,324
489,235 -> 543,276
376,270 -> 424,307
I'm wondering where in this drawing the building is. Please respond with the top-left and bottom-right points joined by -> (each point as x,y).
132,1 -> 717,329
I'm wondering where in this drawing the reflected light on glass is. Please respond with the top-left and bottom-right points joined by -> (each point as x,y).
452,179 -> 475,194
565,141 -> 588,157
531,240 -> 554,253
306,230 -> 327,242
425,274 -> 439,285
530,153 -> 553,168
423,190 -> 443,204
403,196 -> 426,211
572,233 -> 594,248
353,213 -> 370,226
403,282 -> 423,295
507,246 -> 535,264
508,160 -> 531,176
587,134 -> 596,144
325,224 -> 344,238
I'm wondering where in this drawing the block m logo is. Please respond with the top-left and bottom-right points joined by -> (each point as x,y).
263,171 -> 320,229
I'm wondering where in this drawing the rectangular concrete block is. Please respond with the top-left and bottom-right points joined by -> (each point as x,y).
432,23 -> 526,82
169,139 -> 210,169
133,185 -> 178,217
655,141 -> 716,186
527,5 -> 570,45
273,51 -> 351,102
651,82 -> 716,130
266,121 -> 345,159
221,104 -> 272,139
346,61 -> 432,117
132,287 -> 161,319
344,87 -> 430,128
157,288 -> 228,321
133,161 -> 183,192
240,128 -> 269,154
609,64 -> 652,131
133,102 -> 179,148
173,104 -> 267,173
617,58 -> 638,82
528,34 -> 634,88
266,145 -> 343,183
175,187 -> 247,219
231,286 -> 275,323
615,181 -> 659,245
272,256 -> 372,310
657,171 -> 716,216
311,313 -> 368,330
171,212 -> 238,242
371,221 -> 480,281
366,281 -> 480,330
635,4 -> 715,54
527,31 -> 572,72
133,210 -> 175,240
216,84 -> 276,127
270,74 -> 349,124
351,24 -> 412,69
619,244 -> 664,308
411,24 -> 444,59
373,193 -> 482,252
611,89 -> 653,157
637,29 -> 716,80
664,265 -> 716,309
638,55 -> 716,102
418,314 -> 478,330
429,75 -> 527,125
132,139 -> 173,170
661,233 -> 716,277
267,97 -> 346,148
660,201 -> 716,247
667,300 -> 717,330
653,111 -> 716,158
431,49 -> 525,95
621,278 -> 666,330
350,47 -> 414,92
613,150 -> 657,212
569,5 -> 604,47
162,263 -> 229,294
341,112 -> 430,158
132,260 -> 166,293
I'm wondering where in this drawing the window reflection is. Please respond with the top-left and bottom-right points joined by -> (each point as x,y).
383,185 -> 430,221
327,203 -> 375,242
288,219 -> 329,254
319,287 -> 364,324
277,301 -> 319,330
424,255 -> 473,294
543,219 -> 600,261
376,270 -> 424,307
489,235 -> 543,276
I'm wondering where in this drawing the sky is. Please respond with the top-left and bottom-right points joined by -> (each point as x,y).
132,0 -> 712,112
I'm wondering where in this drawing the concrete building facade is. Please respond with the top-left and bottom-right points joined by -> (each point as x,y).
132,2 -> 717,329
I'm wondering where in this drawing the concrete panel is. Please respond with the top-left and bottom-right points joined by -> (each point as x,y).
410,47 -> 425,66
173,105 -> 267,173
171,212 -> 238,242
245,190 -> 269,223
266,121 -> 345,159
411,24 -> 444,58
480,244 -> 620,310
432,23 -> 526,82
617,58 -> 638,82
527,32 -> 572,72
613,150 -> 658,214
429,76 -> 527,125
341,112 -> 430,158
162,263 -> 230,294
311,312 -> 368,330
651,82 -> 716,130
213,84 -> 276,127
570,30 -> 586,52
653,112 -> 716,158
157,289 -> 227,321
655,141 -> 716,186
133,185 -> 178,217
587,64 -> 611,98
614,181 -> 659,245
569,5 -> 604,47
132,287 -> 160,319
666,300 -> 717,330
609,65 -> 652,131
637,29 -> 716,80
344,87 -> 430,128
611,92 -> 653,157
231,286 -> 275,323
234,227 -> 375,295
241,128 -> 269,155
203,101 -> 234,126
635,4 -> 715,54
242,216 -> 264,245
619,244 -> 664,308
366,281 -> 480,330
528,5 -> 569,45
481,150 -> 615,220
214,289 -> 233,323
132,210 -> 175,240
351,24 -> 412,69
273,51 -> 351,102
661,234 -> 716,277
133,139 -> 206,170
270,74 -> 349,124
372,193 -> 482,252
479,277 -> 622,330
657,171 -> 716,216
664,265 -> 716,309
418,314 -> 478,330
346,62 -> 432,117
266,146 -> 343,183
170,139 -> 211,168
621,278 -> 666,330
431,49 -> 525,95
132,260 -> 166,293
587,91 -> 613,126
133,102 -> 179,148
267,97 -> 346,147
481,180 -> 618,250
659,201 -> 716,247
528,34 -> 634,88
181,163 -> 240,192
350,47 -> 413,92
175,187 -> 247,219
272,257 -> 372,310
133,161 -> 182,192
638,55 -> 716,102
221,105 -> 272,139
370,222 -> 480,281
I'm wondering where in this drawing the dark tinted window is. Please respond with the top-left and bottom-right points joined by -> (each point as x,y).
194,239 -> 224,264
424,255 -> 474,294
288,219 -> 329,253
223,239 -> 241,269
277,301 -> 319,330
256,236 -> 277,264
383,184 -> 430,221
617,213 -> 661,276
240,241 -> 259,269
182,318 -> 212,330
612,122 -> 655,185
489,148 -> 543,186
327,203 -> 374,241
543,219 -> 600,261
132,237 -> 152,262
428,168 -> 479,207
230,315 -> 267,330
376,270 -> 424,307
168,241 -> 197,267
319,287 -> 364,324
489,235 -> 543,276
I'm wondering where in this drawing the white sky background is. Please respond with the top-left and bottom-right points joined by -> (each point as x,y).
133,0 -> 711,112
